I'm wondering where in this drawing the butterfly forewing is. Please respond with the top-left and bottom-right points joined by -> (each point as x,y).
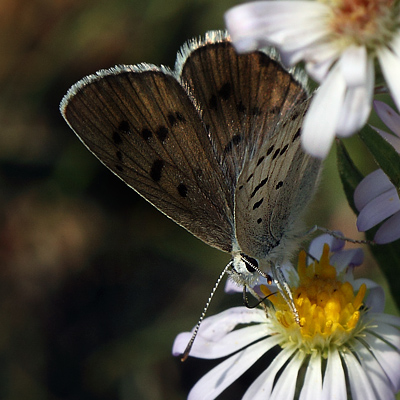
178,32 -> 309,189
234,99 -> 321,261
61,65 -> 234,252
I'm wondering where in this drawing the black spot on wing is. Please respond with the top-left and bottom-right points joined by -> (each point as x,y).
218,82 -> 232,100
209,94 -> 217,110
237,101 -> 246,113
119,120 -> 130,133
257,156 -> 265,167
292,128 -> 301,142
156,126 -> 168,142
246,173 -> 254,183
266,145 -> 274,156
177,183 -> 188,198
280,144 -> 289,156
250,177 -> 268,199
150,159 -> 164,182
141,128 -> 152,141
272,148 -> 280,160
253,198 -> 264,210
175,112 -> 186,123
167,113 -> 177,126
113,131 -> 122,145
257,218 -> 262,224
276,181 -> 283,189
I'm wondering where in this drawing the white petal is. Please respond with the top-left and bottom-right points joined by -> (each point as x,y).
339,46 -> 368,87
356,187 -> 400,231
173,324 -> 272,359
364,331 -> 400,392
352,340 -> 395,400
299,355 -> 322,399
374,211 -> 400,244
322,348 -> 346,399
188,336 -> 280,400
270,350 -> 306,400
243,346 -> 298,399
342,351 -> 377,400
225,1 -> 329,53
378,46 -> 400,111
301,63 -> 346,158
336,55 -> 373,136
368,316 -> 400,351
172,307 -> 266,356
354,169 -> 393,211
373,100 -> 400,137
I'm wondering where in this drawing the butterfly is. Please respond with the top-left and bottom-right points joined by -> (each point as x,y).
60,30 -> 320,314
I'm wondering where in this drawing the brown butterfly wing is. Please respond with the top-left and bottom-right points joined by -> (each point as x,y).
61,65 -> 234,252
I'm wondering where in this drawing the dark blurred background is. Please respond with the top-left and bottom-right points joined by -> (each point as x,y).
0,0 -> 397,399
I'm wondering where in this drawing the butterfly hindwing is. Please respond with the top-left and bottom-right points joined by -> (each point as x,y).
61,65 -> 234,252
178,31 -> 309,189
234,98 -> 321,261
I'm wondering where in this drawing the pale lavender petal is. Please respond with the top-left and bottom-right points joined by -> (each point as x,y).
299,355 -> 322,399
322,349 -> 346,399
269,350 -> 306,400
353,279 -> 385,312
363,331 -> 400,392
224,278 -> 243,293
373,127 -> 400,153
374,211 -> 400,244
342,351 -> 376,400
352,340 -> 395,400
336,55 -> 373,137
378,46 -> 400,112
373,100 -> 400,137
301,63 -> 346,158
354,169 -> 393,211
243,346 -> 297,399
330,248 -> 364,271
307,232 -> 344,260
357,188 -> 400,231
188,336 -> 280,400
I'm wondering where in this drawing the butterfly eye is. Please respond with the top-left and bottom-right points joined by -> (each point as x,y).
240,253 -> 259,273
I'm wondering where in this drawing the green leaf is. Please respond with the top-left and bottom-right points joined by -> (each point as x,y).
336,140 -> 364,214
359,124 -> 400,191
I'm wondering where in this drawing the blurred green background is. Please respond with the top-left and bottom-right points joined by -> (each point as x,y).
0,0 -> 397,399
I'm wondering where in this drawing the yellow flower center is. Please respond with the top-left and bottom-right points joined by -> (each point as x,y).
321,0 -> 400,50
261,244 -> 367,353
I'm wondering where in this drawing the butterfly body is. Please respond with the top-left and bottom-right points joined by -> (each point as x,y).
61,31 -> 321,287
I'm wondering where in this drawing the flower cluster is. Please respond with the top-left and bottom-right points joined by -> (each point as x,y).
173,236 -> 400,399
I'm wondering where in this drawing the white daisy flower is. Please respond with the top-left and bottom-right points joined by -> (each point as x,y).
173,235 -> 400,399
225,0 -> 400,159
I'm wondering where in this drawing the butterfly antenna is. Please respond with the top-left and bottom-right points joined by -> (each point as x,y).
271,265 -> 300,325
307,225 -> 375,245
180,260 -> 233,362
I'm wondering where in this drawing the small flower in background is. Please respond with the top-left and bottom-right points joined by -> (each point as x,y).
225,0 -> 400,159
173,235 -> 399,399
354,101 -> 400,244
